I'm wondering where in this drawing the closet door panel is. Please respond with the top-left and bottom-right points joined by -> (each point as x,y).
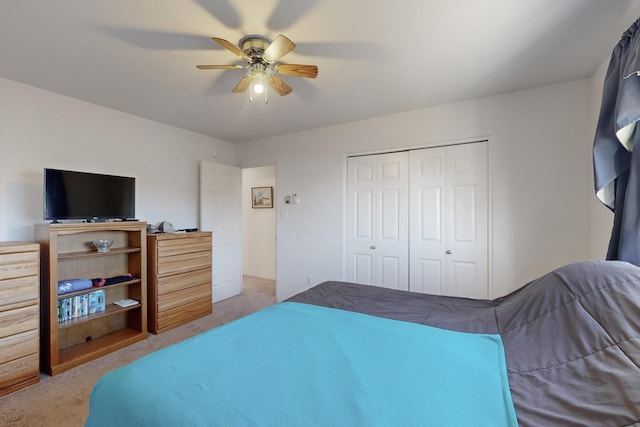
354,190 -> 373,239
347,157 -> 377,286
420,187 -> 442,241
445,143 -> 488,298
380,189 -> 401,241
409,147 -> 447,294
451,185 -> 476,242
347,153 -> 408,290
448,261 -> 479,298
379,255 -> 402,289
415,258 -> 443,295
411,142 -> 488,298
353,253 -> 374,285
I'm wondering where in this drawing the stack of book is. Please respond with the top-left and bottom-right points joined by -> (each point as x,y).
58,289 -> 105,324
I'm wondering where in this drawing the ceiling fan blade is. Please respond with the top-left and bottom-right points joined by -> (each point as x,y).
275,64 -> 318,79
262,34 -> 296,63
267,75 -> 293,96
196,65 -> 244,70
212,37 -> 250,61
232,75 -> 252,93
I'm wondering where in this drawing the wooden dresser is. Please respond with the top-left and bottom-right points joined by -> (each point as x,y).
0,242 -> 40,397
147,232 -> 212,334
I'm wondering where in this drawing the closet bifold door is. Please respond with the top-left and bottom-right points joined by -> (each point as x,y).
409,142 -> 488,298
346,152 -> 409,290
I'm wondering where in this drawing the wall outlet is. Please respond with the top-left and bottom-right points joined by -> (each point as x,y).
306,276 -> 312,286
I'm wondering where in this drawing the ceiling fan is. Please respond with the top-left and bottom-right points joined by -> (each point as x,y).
197,34 -> 318,102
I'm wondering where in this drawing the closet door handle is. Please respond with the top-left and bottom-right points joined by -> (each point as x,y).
370,245 -> 377,250
445,249 -> 452,254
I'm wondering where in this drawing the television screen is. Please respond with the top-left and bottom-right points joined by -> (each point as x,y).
44,168 -> 135,221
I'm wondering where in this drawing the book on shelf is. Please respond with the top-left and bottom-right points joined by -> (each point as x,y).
58,289 -> 105,324
113,298 -> 139,308
89,290 -> 105,314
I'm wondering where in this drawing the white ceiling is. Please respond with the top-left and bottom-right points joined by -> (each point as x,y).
0,0 -> 639,143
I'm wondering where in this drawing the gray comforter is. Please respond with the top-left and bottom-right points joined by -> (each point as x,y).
287,260 -> 640,426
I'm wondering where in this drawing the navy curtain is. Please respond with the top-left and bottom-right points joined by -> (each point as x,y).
593,17 -> 640,264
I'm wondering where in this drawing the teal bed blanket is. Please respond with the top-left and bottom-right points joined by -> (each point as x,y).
85,302 -> 517,426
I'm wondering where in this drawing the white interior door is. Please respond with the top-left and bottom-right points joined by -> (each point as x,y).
409,146 -> 447,294
409,142 -> 488,298
346,152 -> 409,290
445,142 -> 488,298
200,161 -> 243,302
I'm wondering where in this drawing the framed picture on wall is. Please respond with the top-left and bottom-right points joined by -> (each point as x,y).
252,186 -> 273,208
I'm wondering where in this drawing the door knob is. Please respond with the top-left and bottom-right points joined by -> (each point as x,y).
370,245 -> 376,250
445,249 -> 452,254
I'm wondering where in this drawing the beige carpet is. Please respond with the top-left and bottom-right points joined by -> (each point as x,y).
0,276 -> 276,427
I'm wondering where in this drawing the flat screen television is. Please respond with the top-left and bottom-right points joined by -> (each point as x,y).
44,168 -> 135,221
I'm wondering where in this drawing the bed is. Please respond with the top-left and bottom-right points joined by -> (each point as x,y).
85,260 -> 640,426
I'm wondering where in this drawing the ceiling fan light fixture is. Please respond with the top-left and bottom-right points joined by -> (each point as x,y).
253,80 -> 265,94
249,63 -> 268,104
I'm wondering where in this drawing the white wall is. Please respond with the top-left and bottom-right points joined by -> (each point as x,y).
0,77 -> 235,242
237,79 -> 594,301
242,166 -> 276,280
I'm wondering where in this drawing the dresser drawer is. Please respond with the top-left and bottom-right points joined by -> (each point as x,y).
157,298 -> 212,332
0,304 -> 39,339
0,251 -> 39,281
157,282 -> 211,312
156,252 -> 212,276
0,276 -> 39,310
157,268 -> 211,296
0,329 -> 38,365
157,235 -> 212,257
0,353 -> 39,392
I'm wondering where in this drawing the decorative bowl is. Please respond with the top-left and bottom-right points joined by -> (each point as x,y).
93,239 -> 113,253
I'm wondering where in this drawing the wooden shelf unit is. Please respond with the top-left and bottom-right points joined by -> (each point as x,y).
35,222 -> 147,376
147,232 -> 212,334
0,242 -> 40,397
